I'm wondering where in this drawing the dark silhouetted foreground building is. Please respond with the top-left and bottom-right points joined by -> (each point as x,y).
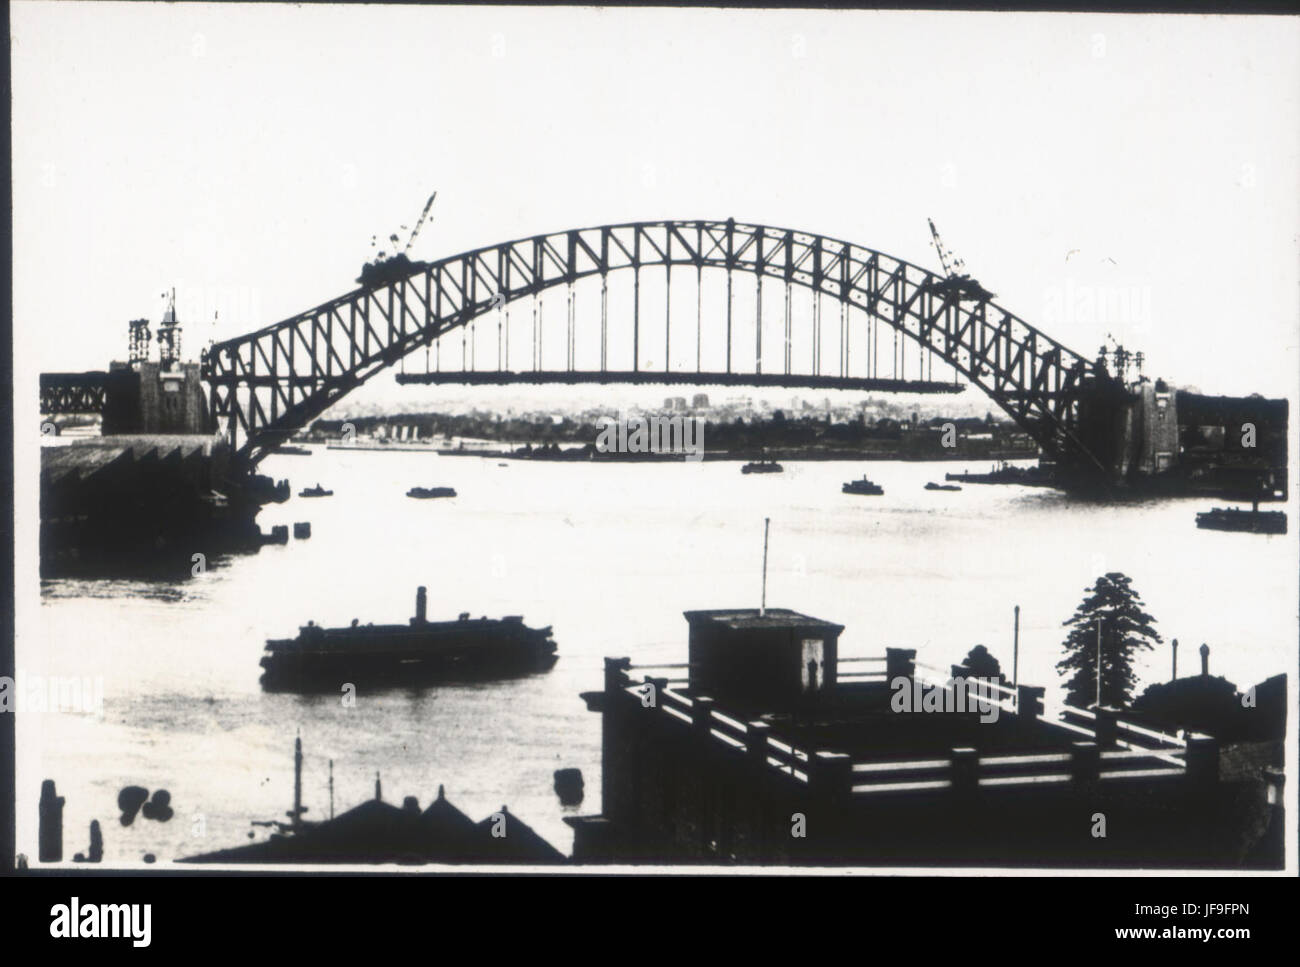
182,785 -> 562,865
567,608 -> 1284,868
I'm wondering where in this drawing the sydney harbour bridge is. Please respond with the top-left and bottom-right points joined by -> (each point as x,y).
43,216 -> 1282,494
203,219 -> 1125,476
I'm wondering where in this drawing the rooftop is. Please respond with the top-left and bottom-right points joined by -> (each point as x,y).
180,785 -> 562,865
683,608 -> 844,632
598,653 -> 1203,797
41,435 -> 226,487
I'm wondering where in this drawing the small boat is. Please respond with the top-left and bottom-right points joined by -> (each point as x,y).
407,486 -> 457,499
299,484 -> 333,498
925,482 -> 962,492
741,459 -> 783,474
842,476 -> 884,496
1196,506 -> 1287,535
278,446 -> 312,456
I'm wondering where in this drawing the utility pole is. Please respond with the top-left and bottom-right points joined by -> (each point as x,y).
759,518 -> 770,617
1171,638 -> 1178,681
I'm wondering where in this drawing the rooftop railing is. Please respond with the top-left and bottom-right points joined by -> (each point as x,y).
836,655 -> 889,685
603,653 -> 1217,801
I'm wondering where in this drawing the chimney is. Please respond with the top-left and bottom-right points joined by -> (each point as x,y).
1200,642 -> 1210,677
415,586 -> 428,624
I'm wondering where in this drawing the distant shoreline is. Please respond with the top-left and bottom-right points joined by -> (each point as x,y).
322,442 -> 1038,464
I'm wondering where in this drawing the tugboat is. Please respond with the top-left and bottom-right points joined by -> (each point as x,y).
1196,505 -> 1287,535
407,486 -> 456,499
842,476 -> 884,496
299,484 -> 333,498
741,459 -> 784,474
260,587 -> 557,691
925,482 -> 962,492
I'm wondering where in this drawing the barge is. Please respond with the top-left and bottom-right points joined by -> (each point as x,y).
407,486 -> 456,499
1195,506 -> 1287,535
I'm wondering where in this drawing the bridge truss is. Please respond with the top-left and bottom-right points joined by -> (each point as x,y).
40,372 -> 109,416
201,220 -> 1117,468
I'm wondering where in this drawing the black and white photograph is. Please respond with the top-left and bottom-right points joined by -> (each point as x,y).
4,0 -> 1298,915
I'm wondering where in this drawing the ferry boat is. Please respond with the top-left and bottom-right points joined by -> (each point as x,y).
741,459 -> 784,474
407,486 -> 456,499
299,484 -> 333,498
260,587 -> 557,691
925,482 -> 962,492
1196,506 -> 1287,535
842,476 -> 884,496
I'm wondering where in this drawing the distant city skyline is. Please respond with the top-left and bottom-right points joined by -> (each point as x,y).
320,383 -> 1001,423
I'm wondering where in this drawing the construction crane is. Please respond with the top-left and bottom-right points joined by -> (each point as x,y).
1099,333 -> 1144,384
403,191 -> 437,255
357,191 -> 438,289
924,218 -> 995,302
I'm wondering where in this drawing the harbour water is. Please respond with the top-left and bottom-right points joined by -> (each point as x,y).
20,449 -> 1297,864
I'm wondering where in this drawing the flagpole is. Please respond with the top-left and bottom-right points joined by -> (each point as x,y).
1095,618 -> 1102,708
1012,604 -> 1020,697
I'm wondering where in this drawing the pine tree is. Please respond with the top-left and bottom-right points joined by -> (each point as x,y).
1057,572 -> 1161,708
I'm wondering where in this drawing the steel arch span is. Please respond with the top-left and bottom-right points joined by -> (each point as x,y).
201,219 -> 1122,469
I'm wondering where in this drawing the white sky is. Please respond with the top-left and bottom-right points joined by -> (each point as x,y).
11,3 -> 1300,414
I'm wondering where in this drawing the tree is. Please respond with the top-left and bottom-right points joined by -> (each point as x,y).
1058,572 -> 1161,709
1132,675 -> 1241,738
962,645 -> 1004,681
